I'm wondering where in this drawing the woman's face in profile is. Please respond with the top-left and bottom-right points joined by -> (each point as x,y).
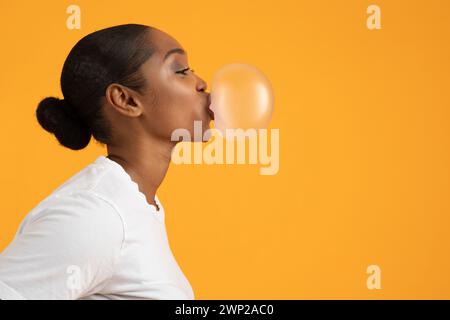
137,28 -> 213,142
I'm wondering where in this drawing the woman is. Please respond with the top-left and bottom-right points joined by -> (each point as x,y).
0,24 -> 214,299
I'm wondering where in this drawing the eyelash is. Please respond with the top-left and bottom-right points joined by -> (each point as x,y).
176,67 -> 195,75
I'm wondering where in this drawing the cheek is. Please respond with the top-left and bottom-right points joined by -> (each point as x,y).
146,74 -> 204,138
171,79 -> 196,101
166,80 -> 203,118
146,92 -> 196,139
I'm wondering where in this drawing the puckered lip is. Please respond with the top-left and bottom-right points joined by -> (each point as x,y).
206,93 -> 214,120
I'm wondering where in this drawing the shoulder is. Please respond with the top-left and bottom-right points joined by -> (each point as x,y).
24,190 -> 125,250
0,191 -> 126,299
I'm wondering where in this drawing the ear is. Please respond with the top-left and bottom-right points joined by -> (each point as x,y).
105,83 -> 143,118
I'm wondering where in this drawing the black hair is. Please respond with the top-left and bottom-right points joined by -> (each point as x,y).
36,23 -> 156,150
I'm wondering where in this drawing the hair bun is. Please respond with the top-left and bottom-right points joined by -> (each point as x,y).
36,96 -> 92,150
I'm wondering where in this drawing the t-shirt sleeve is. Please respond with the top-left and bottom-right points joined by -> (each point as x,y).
0,191 -> 125,300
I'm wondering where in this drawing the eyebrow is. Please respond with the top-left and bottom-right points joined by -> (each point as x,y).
163,48 -> 186,61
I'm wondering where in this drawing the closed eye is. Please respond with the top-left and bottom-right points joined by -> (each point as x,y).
176,67 -> 195,75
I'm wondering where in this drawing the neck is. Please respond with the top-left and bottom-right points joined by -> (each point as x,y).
106,135 -> 175,210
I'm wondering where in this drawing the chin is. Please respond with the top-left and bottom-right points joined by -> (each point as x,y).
178,115 -> 212,142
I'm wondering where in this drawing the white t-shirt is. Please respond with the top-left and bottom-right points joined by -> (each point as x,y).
0,155 -> 195,300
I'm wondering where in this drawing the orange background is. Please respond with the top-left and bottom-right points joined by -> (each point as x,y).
1,0 -> 449,299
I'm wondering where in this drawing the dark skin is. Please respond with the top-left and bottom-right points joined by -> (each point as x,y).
102,28 -> 213,211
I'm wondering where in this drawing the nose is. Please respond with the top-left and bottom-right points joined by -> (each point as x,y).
196,76 -> 208,92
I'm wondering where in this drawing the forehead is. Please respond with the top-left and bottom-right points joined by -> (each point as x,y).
148,29 -> 185,61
